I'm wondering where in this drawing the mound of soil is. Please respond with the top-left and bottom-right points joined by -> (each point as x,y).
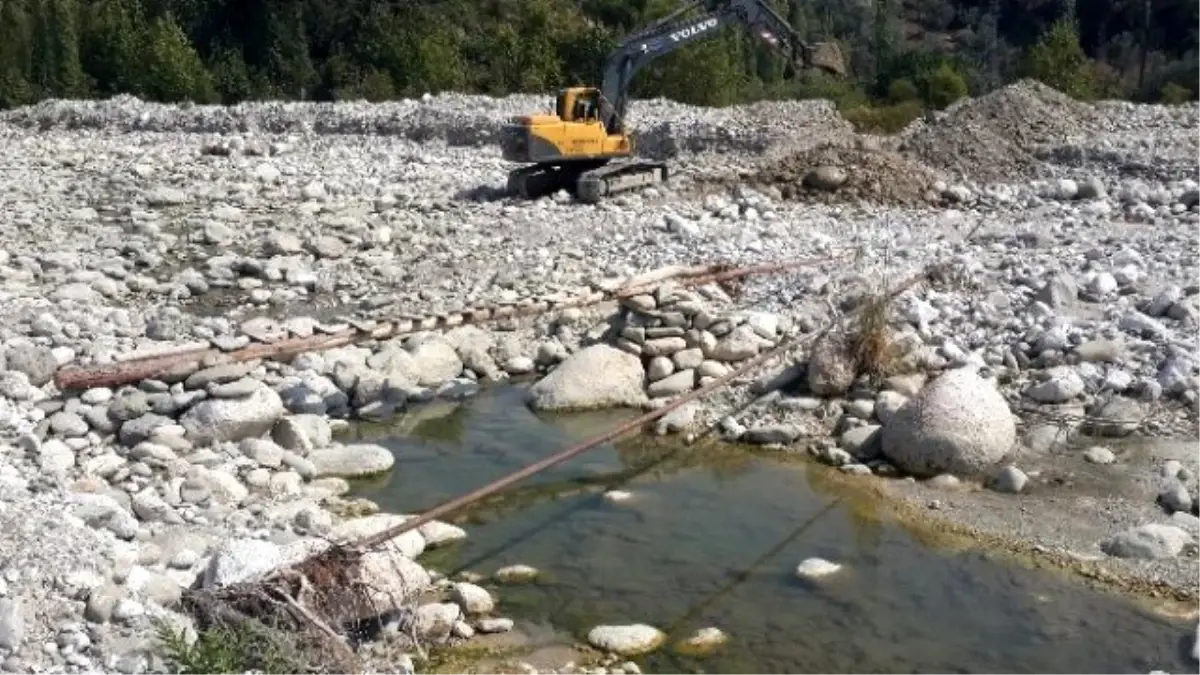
899,79 -> 1100,184
747,140 -> 945,207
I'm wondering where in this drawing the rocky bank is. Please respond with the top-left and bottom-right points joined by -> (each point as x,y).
0,81 -> 1197,673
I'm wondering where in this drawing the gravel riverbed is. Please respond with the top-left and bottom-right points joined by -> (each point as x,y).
0,80 -> 1197,673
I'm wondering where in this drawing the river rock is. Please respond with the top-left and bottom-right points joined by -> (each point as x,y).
795,557 -> 842,580
271,414 -> 333,452
406,335 -> 465,386
0,599 -> 24,650
807,331 -> 856,396
200,538 -> 285,588
451,582 -> 495,614
527,344 -> 647,411
1083,446 -> 1117,464
1158,484 -> 1193,514
308,443 -> 395,478
1101,523 -> 1194,559
357,549 -> 432,615
838,425 -> 882,458
494,564 -> 539,583
1025,366 -> 1086,403
477,617 -> 515,634
414,603 -> 460,639
676,627 -> 728,655
1081,397 -> 1144,437
5,344 -> 57,386
418,520 -> 468,547
586,624 -> 666,657
180,385 -> 285,446
333,514 -> 425,559
880,368 -> 1016,478
989,465 -> 1029,494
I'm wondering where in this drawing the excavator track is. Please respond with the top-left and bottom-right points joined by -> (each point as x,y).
506,164 -> 575,201
507,160 -> 669,203
575,160 -> 669,204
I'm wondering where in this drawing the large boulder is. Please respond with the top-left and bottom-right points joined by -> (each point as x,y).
180,385 -> 285,447
880,368 -> 1016,478
405,335 -> 464,387
527,344 -> 646,411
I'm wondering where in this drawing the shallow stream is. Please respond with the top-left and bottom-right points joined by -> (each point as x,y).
346,386 -> 1194,674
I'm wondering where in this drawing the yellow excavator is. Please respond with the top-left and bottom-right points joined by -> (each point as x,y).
499,0 -> 847,203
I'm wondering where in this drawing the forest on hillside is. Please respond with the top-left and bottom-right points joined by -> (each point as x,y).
0,0 -> 1195,125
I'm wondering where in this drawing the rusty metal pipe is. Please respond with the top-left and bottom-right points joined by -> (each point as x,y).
354,263 -> 936,551
53,255 -> 849,392
357,336 -> 799,550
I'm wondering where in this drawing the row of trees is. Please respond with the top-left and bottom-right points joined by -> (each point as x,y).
0,0 -> 1195,116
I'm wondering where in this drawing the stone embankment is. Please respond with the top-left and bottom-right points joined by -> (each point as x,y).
0,81 -> 1197,672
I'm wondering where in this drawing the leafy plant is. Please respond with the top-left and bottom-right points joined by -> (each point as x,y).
153,617 -> 296,675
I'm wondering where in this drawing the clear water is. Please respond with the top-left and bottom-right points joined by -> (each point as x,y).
345,386 -> 1195,674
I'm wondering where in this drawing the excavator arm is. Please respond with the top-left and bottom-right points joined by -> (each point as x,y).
597,0 -> 846,133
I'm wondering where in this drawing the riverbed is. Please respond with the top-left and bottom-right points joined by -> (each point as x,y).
346,386 -> 1194,673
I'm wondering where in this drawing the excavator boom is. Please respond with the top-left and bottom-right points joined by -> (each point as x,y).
500,0 -> 846,203
598,0 -> 845,133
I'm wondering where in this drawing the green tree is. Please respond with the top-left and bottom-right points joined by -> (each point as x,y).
140,13 -> 217,102
1024,17 -> 1098,99
82,0 -> 146,95
0,0 -> 36,106
922,62 -> 968,107
476,0 -> 567,93
265,4 -> 319,99
31,0 -> 87,97
207,46 -> 253,103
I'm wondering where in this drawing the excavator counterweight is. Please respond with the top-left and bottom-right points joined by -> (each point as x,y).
499,0 -> 845,203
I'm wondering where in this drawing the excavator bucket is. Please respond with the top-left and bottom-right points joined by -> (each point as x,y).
808,42 -> 847,78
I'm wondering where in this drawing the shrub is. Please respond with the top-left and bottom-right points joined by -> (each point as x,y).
1160,82 -> 1194,104
922,63 -> 968,109
841,100 -> 924,134
1024,18 -> 1098,100
887,77 -> 920,103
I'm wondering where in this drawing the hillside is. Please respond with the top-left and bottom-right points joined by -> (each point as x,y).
0,0 -> 1195,117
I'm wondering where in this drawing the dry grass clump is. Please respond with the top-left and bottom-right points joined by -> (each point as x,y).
848,290 -> 905,383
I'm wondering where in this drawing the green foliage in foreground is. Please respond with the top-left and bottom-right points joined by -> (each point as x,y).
153,617 -> 297,674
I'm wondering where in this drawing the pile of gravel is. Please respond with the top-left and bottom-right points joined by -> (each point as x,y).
1038,100 -> 1200,182
744,141 -> 945,206
630,97 -> 854,160
899,79 -> 1100,183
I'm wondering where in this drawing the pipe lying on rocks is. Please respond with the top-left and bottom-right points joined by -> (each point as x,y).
351,263 -> 939,551
53,255 -> 850,392
184,263 -> 938,653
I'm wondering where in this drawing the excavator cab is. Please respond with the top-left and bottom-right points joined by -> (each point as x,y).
556,87 -> 602,123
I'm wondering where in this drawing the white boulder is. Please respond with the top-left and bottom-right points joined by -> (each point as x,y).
880,368 -> 1016,477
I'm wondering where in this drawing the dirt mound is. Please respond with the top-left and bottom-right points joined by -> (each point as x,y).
746,140 -> 945,207
899,79 -> 1099,184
